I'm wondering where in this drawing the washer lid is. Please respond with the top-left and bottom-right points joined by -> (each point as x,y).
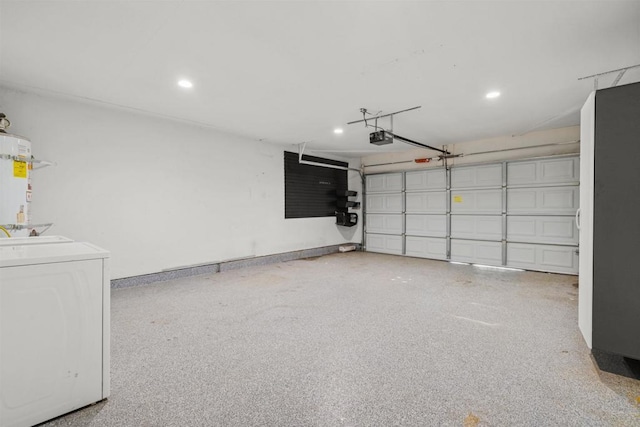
0,235 -> 73,246
0,240 -> 110,267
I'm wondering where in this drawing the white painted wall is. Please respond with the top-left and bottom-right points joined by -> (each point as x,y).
0,87 -> 362,279
361,126 -> 580,174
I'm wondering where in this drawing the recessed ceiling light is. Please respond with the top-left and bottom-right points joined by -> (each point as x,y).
486,91 -> 501,99
333,128 -> 344,134
178,79 -> 193,89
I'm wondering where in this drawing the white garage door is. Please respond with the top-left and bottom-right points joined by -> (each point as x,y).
450,163 -> 503,266
505,157 -> 579,274
365,172 -> 404,255
365,155 -> 579,274
404,169 -> 447,260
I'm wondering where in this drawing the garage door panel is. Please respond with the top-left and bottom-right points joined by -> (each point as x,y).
542,189 -> 577,210
366,173 -> 403,193
507,189 -> 536,211
406,214 -> 447,237
507,216 -> 578,245
507,243 -> 578,274
366,193 -> 404,213
405,236 -> 447,260
406,191 -> 447,213
451,190 -> 502,214
366,214 -> 403,235
507,157 -> 579,186
406,169 -> 446,191
451,215 -> 502,241
450,240 -> 502,264
508,162 -> 536,186
540,157 -> 579,183
451,164 -> 503,188
366,234 -> 403,255
507,186 -> 578,214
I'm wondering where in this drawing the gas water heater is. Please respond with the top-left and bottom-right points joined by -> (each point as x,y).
0,115 -> 33,237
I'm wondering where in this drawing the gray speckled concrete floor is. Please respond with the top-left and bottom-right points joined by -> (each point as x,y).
41,252 -> 640,426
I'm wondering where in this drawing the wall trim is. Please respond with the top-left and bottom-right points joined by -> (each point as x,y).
110,244 -> 360,289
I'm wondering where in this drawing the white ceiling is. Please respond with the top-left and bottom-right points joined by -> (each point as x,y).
1,1 -> 639,157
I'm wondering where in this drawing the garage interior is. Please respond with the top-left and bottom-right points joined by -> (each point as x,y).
1,1 -> 640,426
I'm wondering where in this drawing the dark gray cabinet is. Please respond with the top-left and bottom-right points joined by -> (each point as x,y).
579,81 -> 640,360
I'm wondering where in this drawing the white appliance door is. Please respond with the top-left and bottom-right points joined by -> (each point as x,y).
1,259 -> 104,427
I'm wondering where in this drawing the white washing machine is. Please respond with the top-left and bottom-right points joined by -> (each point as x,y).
0,236 -> 110,427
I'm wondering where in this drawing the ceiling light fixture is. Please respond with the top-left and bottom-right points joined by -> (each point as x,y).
333,128 -> 344,134
486,91 -> 501,99
178,79 -> 193,89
